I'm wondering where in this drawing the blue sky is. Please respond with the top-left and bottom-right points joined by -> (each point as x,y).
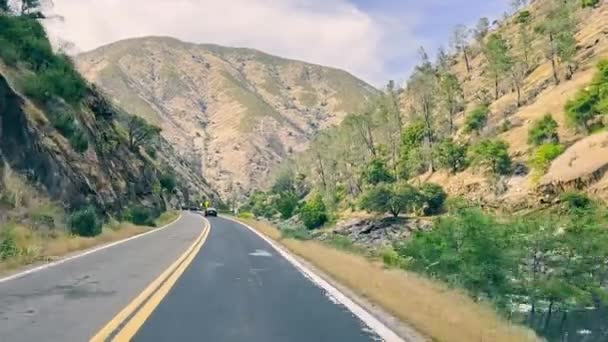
46,0 -> 510,87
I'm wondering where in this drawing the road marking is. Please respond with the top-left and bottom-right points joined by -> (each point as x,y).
222,216 -> 405,342
90,218 -> 210,342
0,213 -> 184,284
249,249 -> 272,257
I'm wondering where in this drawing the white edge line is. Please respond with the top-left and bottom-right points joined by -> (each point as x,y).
222,216 -> 405,342
0,213 -> 185,284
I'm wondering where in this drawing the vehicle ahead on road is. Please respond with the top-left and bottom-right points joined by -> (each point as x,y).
204,207 -> 218,217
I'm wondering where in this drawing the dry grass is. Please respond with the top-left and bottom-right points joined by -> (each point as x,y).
238,218 -> 540,342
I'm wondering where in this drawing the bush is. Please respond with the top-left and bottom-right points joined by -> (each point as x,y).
361,158 -> 394,185
581,0 -> 600,8
275,192 -> 299,219
126,205 -> 158,227
528,114 -> 559,146
435,138 -> 468,173
464,105 -> 489,134
419,183 -> 447,216
69,207 -> 102,237
69,130 -> 89,153
530,143 -> 564,173
564,59 -> 608,132
359,183 -> 421,217
516,10 -> 531,24
0,228 -> 20,261
469,139 -> 512,175
300,194 -> 328,229
380,248 -> 402,268
159,173 -> 177,193
561,191 -> 592,213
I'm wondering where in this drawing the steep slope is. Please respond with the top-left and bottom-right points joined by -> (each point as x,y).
75,37 -> 377,198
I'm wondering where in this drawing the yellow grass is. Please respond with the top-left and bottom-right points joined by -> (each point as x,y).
238,218 -> 540,342
0,212 -> 181,276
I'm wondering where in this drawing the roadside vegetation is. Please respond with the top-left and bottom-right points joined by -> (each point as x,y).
240,1 -> 608,340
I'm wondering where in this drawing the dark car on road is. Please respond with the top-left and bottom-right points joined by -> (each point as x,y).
204,207 -> 218,217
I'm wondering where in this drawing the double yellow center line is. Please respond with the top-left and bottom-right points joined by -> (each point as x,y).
90,220 -> 211,342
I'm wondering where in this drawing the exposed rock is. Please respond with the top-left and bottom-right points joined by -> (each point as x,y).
320,217 -> 433,247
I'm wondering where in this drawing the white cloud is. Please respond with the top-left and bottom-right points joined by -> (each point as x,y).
43,0 -> 422,85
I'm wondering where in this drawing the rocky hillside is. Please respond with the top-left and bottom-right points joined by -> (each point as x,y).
75,37 -> 377,199
0,16 -> 216,223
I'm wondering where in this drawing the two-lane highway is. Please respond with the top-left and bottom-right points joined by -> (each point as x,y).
0,212 -> 401,341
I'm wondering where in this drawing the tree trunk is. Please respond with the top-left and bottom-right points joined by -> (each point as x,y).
495,75 -> 499,100
315,153 -> 327,190
448,107 -> 455,135
516,83 -> 521,107
544,301 -> 555,331
463,48 -> 471,74
559,311 -> 568,335
549,34 -> 560,85
529,301 -> 536,324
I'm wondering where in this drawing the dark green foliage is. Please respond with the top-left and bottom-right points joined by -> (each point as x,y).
0,0 -> 9,12
516,10 -> 531,24
0,16 -> 87,104
271,170 -> 296,194
581,0 -> 600,7
126,116 -> 162,151
398,209 -> 513,300
69,207 -> 102,237
47,111 -> 90,153
464,105 -> 489,134
400,121 -> 426,149
359,183 -> 421,218
528,114 -> 559,145
419,183 -> 447,216
530,143 -> 564,173
0,228 -> 19,261
565,60 -> 608,132
69,130 -> 89,153
300,194 -> 328,229
469,139 -> 512,175
435,138 -> 468,173
560,191 -> 592,213
275,192 -> 299,219
361,158 -> 394,185
159,173 -> 177,193
126,205 -> 159,227
145,145 -> 157,159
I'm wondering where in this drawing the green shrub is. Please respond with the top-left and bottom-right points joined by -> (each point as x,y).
528,114 -> 559,146
145,145 -> 157,159
464,105 -> 489,134
419,183 -> 447,216
561,191 -> 592,213
380,248 -> 402,268
126,205 -> 158,227
469,139 -> 512,175
435,138 -> 468,173
564,59 -> 608,132
530,143 -> 564,173
581,0 -> 600,8
281,226 -> 312,240
361,158 -> 394,185
69,130 -> 89,153
69,207 -> 102,237
300,194 -> 328,229
359,183 -> 421,218
159,173 -> 177,193
0,38 -> 19,66
0,228 -> 20,261
275,192 -> 299,219
516,10 -> 531,24
327,235 -> 355,251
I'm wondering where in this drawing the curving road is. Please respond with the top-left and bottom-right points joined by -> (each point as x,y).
0,212 -> 396,341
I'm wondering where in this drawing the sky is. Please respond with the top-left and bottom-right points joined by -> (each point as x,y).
43,0 -> 510,87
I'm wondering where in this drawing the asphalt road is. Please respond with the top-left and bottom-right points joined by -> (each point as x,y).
0,213 -> 388,341
134,216 -> 381,342
0,213 -> 202,342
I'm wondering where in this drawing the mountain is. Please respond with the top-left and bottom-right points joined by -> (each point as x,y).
75,37 -> 378,199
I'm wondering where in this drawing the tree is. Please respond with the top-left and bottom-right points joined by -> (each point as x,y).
419,183 -> 447,216
275,192 -> 298,219
271,169 -> 295,194
511,54 -> 528,107
528,114 -> 559,145
517,10 -> 534,70
0,0 -> 9,13
473,17 -> 490,44
510,0 -> 529,12
359,183 -> 421,218
484,33 -> 512,100
436,138 -> 468,173
565,59 -> 608,132
451,25 -> 472,74
464,105 -> 489,134
469,139 -> 512,175
407,48 -> 439,172
537,0 -> 577,85
300,194 -> 328,229
343,112 -> 377,158
159,173 -> 177,193
126,116 -> 161,151
361,158 -> 394,185
438,71 -> 464,135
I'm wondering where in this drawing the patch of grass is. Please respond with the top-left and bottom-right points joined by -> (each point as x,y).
238,218 -> 539,342
154,210 -> 180,226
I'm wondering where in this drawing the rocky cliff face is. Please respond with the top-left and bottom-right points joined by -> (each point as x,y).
0,69 -> 216,215
75,37 -> 377,199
